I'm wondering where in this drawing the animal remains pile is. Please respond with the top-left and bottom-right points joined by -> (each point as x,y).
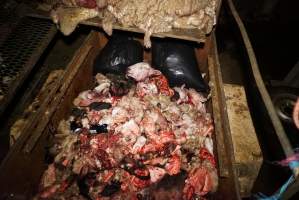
36,62 -> 217,200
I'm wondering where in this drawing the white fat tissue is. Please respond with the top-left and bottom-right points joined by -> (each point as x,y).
37,62 -> 217,200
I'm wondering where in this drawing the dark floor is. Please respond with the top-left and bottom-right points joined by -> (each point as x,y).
216,2 -> 299,198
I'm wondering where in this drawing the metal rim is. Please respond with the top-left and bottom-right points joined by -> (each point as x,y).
274,94 -> 296,123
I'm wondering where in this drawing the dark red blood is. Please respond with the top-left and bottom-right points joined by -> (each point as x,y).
94,134 -> 108,149
161,142 -> 177,156
150,75 -> 174,96
59,180 -> 69,192
187,93 -> 194,105
95,149 -> 112,169
199,147 -> 216,167
107,134 -> 120,146
134,169 -> 144,176
79,134 -> 89,146
134,168 -> 150,177
92,134 -> 119,151
132,176 -> 151,189
76,0 -> 97,8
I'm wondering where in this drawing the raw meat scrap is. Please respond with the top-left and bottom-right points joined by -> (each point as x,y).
36,62 -> 217,200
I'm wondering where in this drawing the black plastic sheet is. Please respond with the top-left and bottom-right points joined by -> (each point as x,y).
93,35 -> 143,75
152,39 -> 208,92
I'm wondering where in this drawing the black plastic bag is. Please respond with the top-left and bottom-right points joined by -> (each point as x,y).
152,39 -> 208,92
93,35 -> 143,75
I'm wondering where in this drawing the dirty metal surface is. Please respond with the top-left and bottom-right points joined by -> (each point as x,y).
0,17 -> 57,117
208,34 -> 241,199
223,83 -> 263,197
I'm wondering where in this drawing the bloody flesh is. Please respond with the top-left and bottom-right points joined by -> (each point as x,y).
36,63 -> 218,200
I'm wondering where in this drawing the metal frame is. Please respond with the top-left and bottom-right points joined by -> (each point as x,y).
0,17 -> 57,118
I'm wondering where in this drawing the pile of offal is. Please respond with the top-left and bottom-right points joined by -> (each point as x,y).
36,36 -> 217,200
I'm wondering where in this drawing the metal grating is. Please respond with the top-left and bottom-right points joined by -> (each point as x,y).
0,17 -> 57,115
